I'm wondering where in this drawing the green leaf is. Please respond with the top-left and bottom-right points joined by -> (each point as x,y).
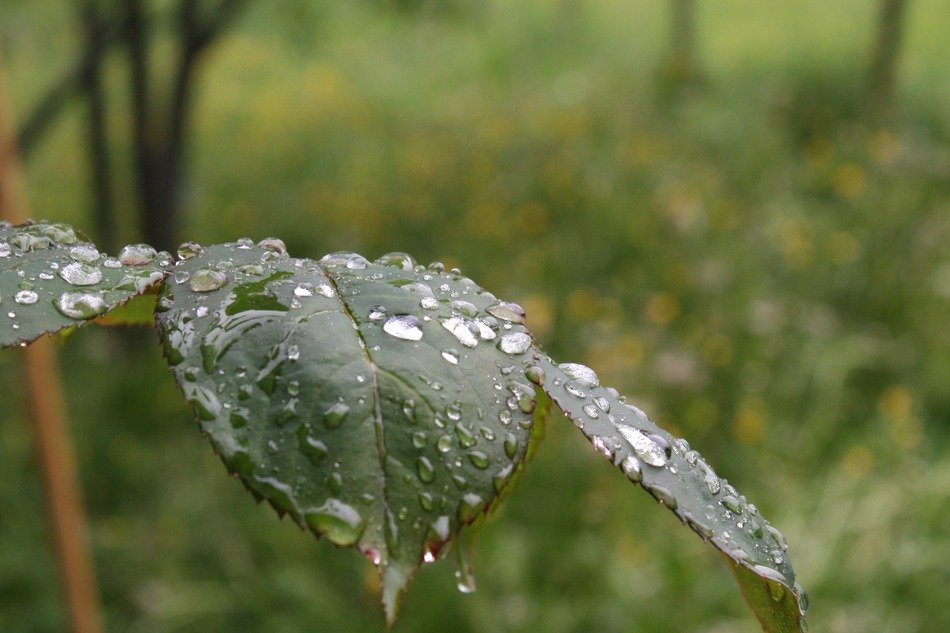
154,242 -> 548,624
0,221 -> 166,347
532,357 -> 808,632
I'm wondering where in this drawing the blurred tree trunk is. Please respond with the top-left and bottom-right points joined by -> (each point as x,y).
81,4 -> 117,253
866,0 -> 909,117
659,0 -> 702,93
16,0 -> 249,252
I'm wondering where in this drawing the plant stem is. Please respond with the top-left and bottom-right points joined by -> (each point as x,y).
0,48 -> 104,633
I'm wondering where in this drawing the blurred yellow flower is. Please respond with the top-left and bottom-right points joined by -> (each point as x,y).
646,292 -> 679,326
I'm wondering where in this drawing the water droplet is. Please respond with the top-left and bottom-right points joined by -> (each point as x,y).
582,403 -> 600,419
258,237 -> 287,254
450,300 -> 478,317
486,301 -> 525,323
59,262 -> 102,286
620,455 -> 643,482
593,396 -> 611,413
766,525 -> 788,550
467,451 -> 490,469
324,401 -> 350,428
420,296 -> 439,310
647,484 -> 678,509
383,314 -> 423,340
617,424 -> 667,467
558,362 -> 599,387
177,242 -> 203,259
305,499 -> 366,546
402,399 -> 417,423
294,284 -> 313,297
591,436 -> 613,458
497,332 -> 531,355
721,495 -> 743,514
475,319 -> 496,340
54,291 -> 108,320
68,244 -> 100,263
503,432 -> 518,458
368,305 -> 388,320
189,269 -> 227,292
297,426 -> 328,465
287,345 -> 300,361
418,491 -> 435,512
14,290 -> 38,305
102,257 -> 121,269
499,410 -> 513,425
412,431 -> 428,449
0,242 -> 10,258
440,316 -> 479,348
316,283 -> 335,297
479,426 -> 495,441
437,434 -> 453,453
794,581 -> 809,615
455,423 -> 476,448
416,456 -> 435,483
376,252 -> 415,270
441,349 -> 459,365
564,381 -> 587,398
117,243 -> 157,265
524,365 -> 545,385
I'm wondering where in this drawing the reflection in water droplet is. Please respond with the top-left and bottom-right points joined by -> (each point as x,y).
383,314 -> 423,340
617,424 -> 667,467
436,434 -> 453,453
258,237 -> 287,254
722,495 -> 743,514
177,242 -> 203,260
498,332 -> 531,355
525,365 -> 545,385
450,300 -> 478,317
620,455 -> 642,482
189,269 -> 227,292
368,305 -> 388,320
412,431 -> 428,449
59,262 -> 102,286
54,291 -> 108,319
376,252 -> 416,270
582,403 -> 600,419
504,432 -> 518,459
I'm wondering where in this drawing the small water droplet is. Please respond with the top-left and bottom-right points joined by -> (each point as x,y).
305,499 -> 366,546
441,316 -> 479,348
524,365 -> 545,385
582,403 -> 600,419
620,455 -> 643,482
497,332 -> 531,355
503,432 -> 518,459
287,345 -> 300,361
467,451 -> 490,469
420,296 -> 439,310
294,284 -> 313,297
316,283 -> 335,297
59,262 -> 102,286
722,495 -> 743,514
450,300 -> 478,317
368,305 -> 388,320
177,242 -> 203,259
412,431 -> 428,449
258,237 -> 287,254
437,434 -> 453,453
441,349 -> 459,365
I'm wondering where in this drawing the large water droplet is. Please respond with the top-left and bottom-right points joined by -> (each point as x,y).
117,243 -> 157,266
383,314 -> 423,340
416,456 -> 435,483
59,262 -> 102,286
558,362 -> 599,387
620,455 -> 643,482
189,269 -> 227,292
177,242 -> 203,260
68,244 -> 100,263
54,291 -> 108,319
449,300 -> 478,317
440,316 -> 478,348
498,332 -> 531,355
467,451 -> 490,469
376,252 -> 416,270
486,301 -> 525,323
305,499 -> 366,546
258,237 -> 287,254
617,424 -> 667,467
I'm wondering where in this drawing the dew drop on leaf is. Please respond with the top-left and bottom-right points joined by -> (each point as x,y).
383,314 -> 423,340
497,332 -> 531,355
117,243 -> 158,266
189,269 -> 228,292
54,291 -> 108,320
617,424 -> 668,467
59,262 -> 102,286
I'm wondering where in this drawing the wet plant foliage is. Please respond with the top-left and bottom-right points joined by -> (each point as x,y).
1,221 -> 807,632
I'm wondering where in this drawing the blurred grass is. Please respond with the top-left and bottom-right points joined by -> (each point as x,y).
1,0 -> 949,631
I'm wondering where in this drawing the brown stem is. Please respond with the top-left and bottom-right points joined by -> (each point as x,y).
0,48 -> 104,633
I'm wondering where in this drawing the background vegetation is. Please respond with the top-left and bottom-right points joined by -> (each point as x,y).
1,0 -> 948,631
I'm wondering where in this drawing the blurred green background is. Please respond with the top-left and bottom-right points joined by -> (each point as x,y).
1,0 -> 948,631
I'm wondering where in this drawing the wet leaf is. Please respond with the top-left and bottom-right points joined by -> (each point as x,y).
154,245 -> 547,624
0,221 -> 166,347
533,357 -> 808,632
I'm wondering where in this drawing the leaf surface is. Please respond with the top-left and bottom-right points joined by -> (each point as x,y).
0,221 -> 166,347
533,357 -> 808,632
154,242 -> 547,623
